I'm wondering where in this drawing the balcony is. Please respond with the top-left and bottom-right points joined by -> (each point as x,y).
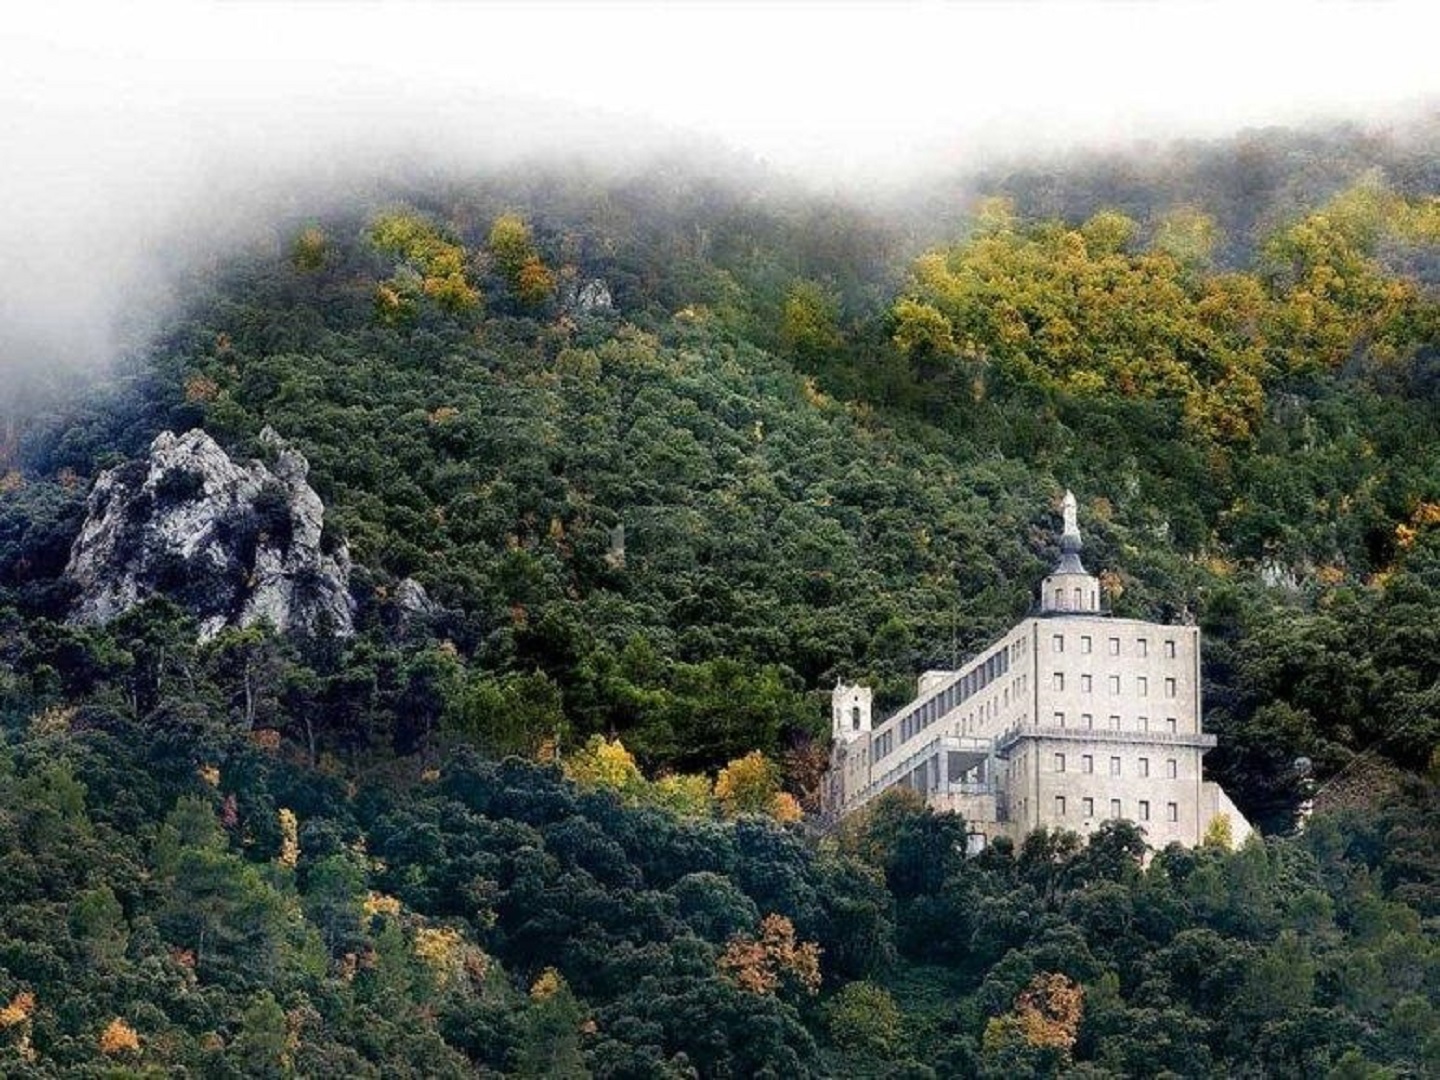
994,724 -> 1217,754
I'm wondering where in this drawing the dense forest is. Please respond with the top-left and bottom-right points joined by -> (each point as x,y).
1,121 -> 1438,1075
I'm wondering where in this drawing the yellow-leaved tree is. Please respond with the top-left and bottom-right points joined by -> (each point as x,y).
369,209 -> 481,319
714,750 -> 799,821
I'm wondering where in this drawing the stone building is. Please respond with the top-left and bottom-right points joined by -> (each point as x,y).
823,492 -> 1251,851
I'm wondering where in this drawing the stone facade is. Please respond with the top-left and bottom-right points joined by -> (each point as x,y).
822,492 -> 1252,850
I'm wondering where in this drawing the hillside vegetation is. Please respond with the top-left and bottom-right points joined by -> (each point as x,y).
1,127 -> 1438,1075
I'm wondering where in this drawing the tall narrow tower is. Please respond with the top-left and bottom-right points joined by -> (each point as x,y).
831,682 -> 873,742
1039,490 -> 1100,614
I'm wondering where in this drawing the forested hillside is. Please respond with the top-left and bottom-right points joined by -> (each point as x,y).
1,125 -> 1438,1075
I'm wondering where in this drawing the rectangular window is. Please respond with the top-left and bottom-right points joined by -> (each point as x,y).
1081,635 -> 1093,654
1082,755 -> 1094,774
1138,757 -> 1150,778
1137,676 -> 1148,697
1167,802 -> 1179,822
1083,797 -> 1095,818
1165,677 -> 1177,698
1109,714 -> 1121,730
1165,639 -> 1177,658
1167,759 -> 1178,779
1109,756 -> 1122,777
1081,674 -> 1093,693
1054,711 -> 1065,728
1110,799 -> 1122,819
1167,717 -> 1178,734
1139,800 -> 1151,821
1108,637 -> 1121,656
1138,715 -> 1149,732
1052,634 -> 1064,653
1082,713 -> 1093,729
1054,752 -> 1066,772
1137,638 -> 1148,657
1055,795 -> 1067,817
1108,675 -> 1121,694
1053,672 -> 1065,691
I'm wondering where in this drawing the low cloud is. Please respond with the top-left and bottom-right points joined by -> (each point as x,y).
1,1 -> 1435,396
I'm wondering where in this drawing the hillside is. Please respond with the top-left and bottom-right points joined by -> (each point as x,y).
1,132 -> 1439,1075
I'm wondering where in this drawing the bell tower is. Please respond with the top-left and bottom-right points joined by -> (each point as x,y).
832,681 -> 873,742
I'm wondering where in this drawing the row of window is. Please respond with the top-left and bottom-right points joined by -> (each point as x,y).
890,640 -> 1016,749
1054,795 -> 1179,823
1048,712 -> 1180,733
1052,633 -> 1178,658
1053,752 -> 1181,778
1051,672 -> 1178,697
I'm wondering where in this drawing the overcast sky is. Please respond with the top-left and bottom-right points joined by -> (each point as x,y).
1,0 -> 1436,382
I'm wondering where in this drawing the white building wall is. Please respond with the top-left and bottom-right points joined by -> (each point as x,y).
829,613 -> 1247,851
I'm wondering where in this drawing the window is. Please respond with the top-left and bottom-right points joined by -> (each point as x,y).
1137,638 -> 1148,657
1082,755 -> 1094,774
1083,797 -> 1095,818
1081,674 -> 1093,693
1053,672 -> 1065,691
1109,756 -> 1121,777
1052,633 -> 1064,653
1055,795 -> 1067,817
1167,802 -> 1179,822
1109,714 -> 1121,730
1166,758 -> 1178,779
1166,717 -> 1178,734
1137,676 -> 1148,697
1082,713 -> 1093,729
1108,637 -> 1120,656
1110,799 -> 1122,819
1138,757 -> 1150,778
1073,586 -> 1084,607
1138,715 -> 1149,732
851,706 -> 861,731
1054,711 -> 1065,728
1165,639 -> 1176,658
1054,587 -> 1064,607
1165,677 -> 1177,698
1080,635 -> 1093,654
1108,675 -> 1121,694
1139,800 -> 1151,821
1054,753 -> 1066,774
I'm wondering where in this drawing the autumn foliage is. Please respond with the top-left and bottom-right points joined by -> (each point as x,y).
98,1017 -> 141,1056
719,914 -> 822,997
982,972 -> 1084,1060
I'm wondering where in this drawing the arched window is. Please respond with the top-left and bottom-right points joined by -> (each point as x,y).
1073,586 -> 1083,608
851,705 -> 861,731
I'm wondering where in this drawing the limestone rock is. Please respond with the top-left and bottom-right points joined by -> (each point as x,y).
393,576 -> 442,634
563,277 -> 614,316
65,428 -> 354,640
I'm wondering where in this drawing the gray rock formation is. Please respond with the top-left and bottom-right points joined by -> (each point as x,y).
392,576 -> 442,635
65,427 -> 354,640
562,277 -> 614,316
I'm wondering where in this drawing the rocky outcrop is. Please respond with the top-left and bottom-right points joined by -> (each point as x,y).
562,277 -> 614,316
392,576 -> 442,636
65,428 -> 354,640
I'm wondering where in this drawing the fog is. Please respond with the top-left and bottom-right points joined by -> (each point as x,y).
2,0 -> 1437,395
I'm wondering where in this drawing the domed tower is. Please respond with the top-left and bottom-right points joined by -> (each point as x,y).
1040,491 -> 1100,614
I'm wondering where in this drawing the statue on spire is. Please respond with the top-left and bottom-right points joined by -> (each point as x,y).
1061,490 -> 1080,547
